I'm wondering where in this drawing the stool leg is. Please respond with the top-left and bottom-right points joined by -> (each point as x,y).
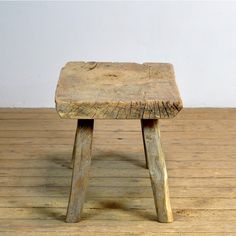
69,128 -> 77,169
141,119 -> 173,223
66,119 -> 94,223
141,122 -> 149,169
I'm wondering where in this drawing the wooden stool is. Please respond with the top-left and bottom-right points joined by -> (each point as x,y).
55,62 -> 183,223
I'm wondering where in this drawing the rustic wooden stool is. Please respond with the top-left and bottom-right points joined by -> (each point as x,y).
55,62 -> 183,223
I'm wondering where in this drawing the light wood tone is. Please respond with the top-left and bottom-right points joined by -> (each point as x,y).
1,107 -> 236,120
0,185 -> 236,198
69,125 -> 78,169
141,119 -> 173,222
1,168 -> 236,178
66,119 -> 94,223
55,62 -> 183,119
1,233 -> 235,236
0,108 -> 236,235
56,61 -> 182,224
141,123 -> 149,169
2,119 -> 236,132
1,175 -> 236,187
1,196 -> 236,209
2,208 -> 236,222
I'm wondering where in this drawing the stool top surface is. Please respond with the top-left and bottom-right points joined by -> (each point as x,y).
55,61 -> 183,119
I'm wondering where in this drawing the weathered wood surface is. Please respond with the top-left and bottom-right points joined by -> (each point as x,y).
141,122 -> 149,169
66,119 -> 94,223
69,124 -> 78,169
141,119 -> 173,223
0,108 -> 236,235
1,108 -> 236,119
55,62 -> 183,119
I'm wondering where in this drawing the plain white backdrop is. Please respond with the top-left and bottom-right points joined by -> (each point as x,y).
0,1 -> 236,107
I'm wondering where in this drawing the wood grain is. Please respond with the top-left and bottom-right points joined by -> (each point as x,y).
66,119 -> 94,223
141,119 -> 173,223
55,62 -> 183,119
0,108 -> 236,235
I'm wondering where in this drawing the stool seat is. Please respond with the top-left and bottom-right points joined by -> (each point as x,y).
55,62 -> 182,119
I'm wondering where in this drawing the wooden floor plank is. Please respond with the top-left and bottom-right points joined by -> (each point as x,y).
1,159 -> 236,169
1,119 -> 236,132
0,176 -> 235,187
1,143 -> 236,153
0,219 -> 236,233
1,136 -> 236,146
1,130 -> 236,141
0,167 -> 235,178
0,186 -> 235,198
0,233 -> 235,236
0,208 -> 235,222
1,108 -> 236,120
0,197 -> 236,209
0,148 -> 235,161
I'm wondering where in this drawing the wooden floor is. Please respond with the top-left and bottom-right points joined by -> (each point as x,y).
0,108 -> 236,235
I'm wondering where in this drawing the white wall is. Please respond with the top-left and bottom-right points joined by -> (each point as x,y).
0,1 -> 236,107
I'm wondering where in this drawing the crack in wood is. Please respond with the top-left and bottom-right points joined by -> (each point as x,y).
162,101 -> 169,118
56,62 -> 183,119
87,62 -> 97,71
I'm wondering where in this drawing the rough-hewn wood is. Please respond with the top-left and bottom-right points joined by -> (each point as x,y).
141,119 -> 173,223
69,126 -> 78,169
141,123 -> 149,169
66,119 -> 94,223
1,108 -> 236,120
55,62 -> 183,119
